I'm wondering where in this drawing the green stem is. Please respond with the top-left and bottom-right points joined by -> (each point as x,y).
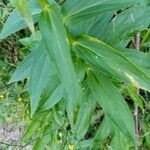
141,29 -> 150,45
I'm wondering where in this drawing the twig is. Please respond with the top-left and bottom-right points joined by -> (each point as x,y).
134,103 -> 139,150
134,33 -> 140,150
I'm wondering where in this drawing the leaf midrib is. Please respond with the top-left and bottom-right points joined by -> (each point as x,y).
75,35 -> 150,79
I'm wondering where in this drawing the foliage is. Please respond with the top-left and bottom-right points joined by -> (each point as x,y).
0,0 -> 150,149
0,0 -> 29,127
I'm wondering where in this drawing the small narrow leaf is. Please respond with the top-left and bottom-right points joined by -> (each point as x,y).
0,1 -> 41,40
126,85 -> 144,109
87,71 -> 135,141
9,49 -> 36,83
11,0 -> 35,33
29,44 -> 54,115
110,127 -> 130,150
93,116 -> 112,142
74,92 -> 96,139
41,85 -> 63,111
74,58 -> 85,83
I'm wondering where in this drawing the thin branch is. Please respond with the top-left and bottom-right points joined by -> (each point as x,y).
134,33 -> 140,150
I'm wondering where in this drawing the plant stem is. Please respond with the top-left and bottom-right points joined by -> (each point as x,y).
134,33 -> 140,150
141,29 -> 150,45
134,103 -> 139,150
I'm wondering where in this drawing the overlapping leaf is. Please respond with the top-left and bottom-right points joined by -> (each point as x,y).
74,91 -> 96,139
74,35 -> 150,91
9,48 -> 36,83
29,43 -> 54,115
93,116 -> 112,143
87,71 -> 135,141
63,0 -> 140,23
41,85 -> 63,111
0,1 -> 41,40
89,6 -> 150,46
39,3 -> 80,123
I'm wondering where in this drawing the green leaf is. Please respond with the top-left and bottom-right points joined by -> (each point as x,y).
126,85 -> 144,109
122,49 -> 150,69
63,0 -> 140,23
41,85 -> 63,111
110,127 -> 130,150
87,71 -> 135,141
19,31 -> 42,47
73,42 -> 125,81
22,111 -> 48,142
74,92 -> 96,139
52,101 -> 65,126
74,35 -> 150,91
11,0 -> 35,33
29,43 -> 54,116
0,1 -> 41,40
74,58 -> 85,83
39,75 -> 60,108
9,48 -> 36,83
65,15 -> 103,36
33,133 -> 51,150
79,139 -> 93,149
93,116 -> 112,143
89,6 -> 150,45
39,3 -> 80,123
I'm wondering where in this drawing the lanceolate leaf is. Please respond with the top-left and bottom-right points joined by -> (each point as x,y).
122,49 -> 150,69
89,6 -> 150,45
41,85 -> 63,111
87,71 -> 135,141
39,75 -> 60,107
74,58 -> 85,83
0,1 -> 41,40
22,111 -> 49,142
74,35 -> 150,91
9,48 -> 36,83
39,3 -> 80,123
63,0 -> 140,23
29,44 -> 54,115
74,92 -> 96,139
126,85 -> 144,109
11,0 -> 35,33
73,43 -> 126,81
93,116 -> 112,143
65,15 -> 102,36
110,127 -> 130,150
